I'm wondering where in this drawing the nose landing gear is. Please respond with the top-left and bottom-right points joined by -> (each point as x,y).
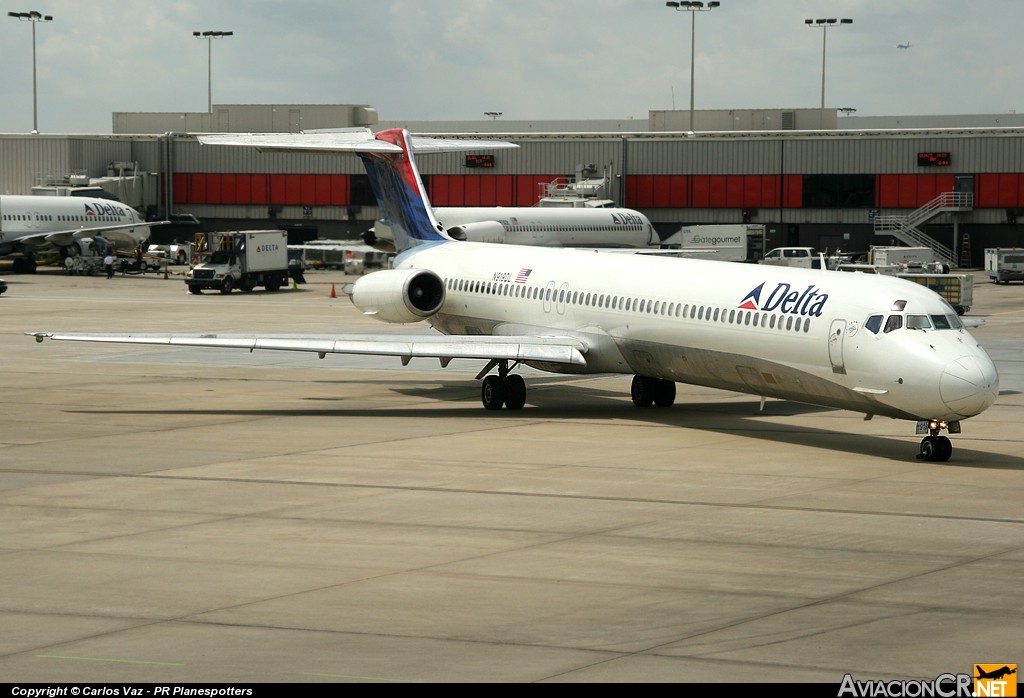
916,419 -> 958,462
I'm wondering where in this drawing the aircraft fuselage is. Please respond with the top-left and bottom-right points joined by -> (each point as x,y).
402,241 -> 999,423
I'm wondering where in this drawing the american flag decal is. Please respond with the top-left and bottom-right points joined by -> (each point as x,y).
515,268 -> 532,283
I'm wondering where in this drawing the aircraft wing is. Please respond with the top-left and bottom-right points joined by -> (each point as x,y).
15,221 -> 169,249
197,130 -> 518,155
28,331 -> 588,366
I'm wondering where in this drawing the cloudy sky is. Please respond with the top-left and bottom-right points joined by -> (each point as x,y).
1,0 -> 1021,133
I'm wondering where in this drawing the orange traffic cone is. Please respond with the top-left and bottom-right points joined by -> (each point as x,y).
330,283 -> 336,298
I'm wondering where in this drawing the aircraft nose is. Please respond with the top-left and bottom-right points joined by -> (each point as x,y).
941,354 -> 999,417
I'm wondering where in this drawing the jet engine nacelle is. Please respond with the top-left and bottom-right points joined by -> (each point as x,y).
349,268 -> 446,323
445,220 -> 507,244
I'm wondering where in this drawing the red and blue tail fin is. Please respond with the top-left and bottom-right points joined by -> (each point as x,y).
195,127 -> 517,255
359,129 -> 449,253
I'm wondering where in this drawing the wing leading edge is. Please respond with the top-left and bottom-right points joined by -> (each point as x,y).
28,332 -> 587,366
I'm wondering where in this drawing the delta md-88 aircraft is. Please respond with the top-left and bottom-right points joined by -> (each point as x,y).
31,128 -> 999,462
0,194 -> 166,272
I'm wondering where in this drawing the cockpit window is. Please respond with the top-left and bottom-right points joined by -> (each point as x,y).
907,315 -> 932,330
865,314 -> 883,334
883,315 -> 903,333
891,300 -> 907,312
931,314 -> 952,330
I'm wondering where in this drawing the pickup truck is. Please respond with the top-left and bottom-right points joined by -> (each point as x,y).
759,247 -> 821,269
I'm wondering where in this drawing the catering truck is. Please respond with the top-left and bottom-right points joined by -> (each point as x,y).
660,224 -> 765,262
186,230 -> 289,294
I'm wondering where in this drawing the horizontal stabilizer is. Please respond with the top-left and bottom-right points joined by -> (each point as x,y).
196,130 -> 518,155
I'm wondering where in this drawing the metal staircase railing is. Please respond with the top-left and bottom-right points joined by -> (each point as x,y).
873,191 -> 973,267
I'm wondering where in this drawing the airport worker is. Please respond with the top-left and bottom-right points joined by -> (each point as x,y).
289,256 -> 307,284
104,253 -> 115,279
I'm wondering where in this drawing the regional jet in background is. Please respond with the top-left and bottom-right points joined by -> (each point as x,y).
366,206 -> 659,251
0,194 -> 167,272
897,42 -> 912,49
31,128 -> 999,462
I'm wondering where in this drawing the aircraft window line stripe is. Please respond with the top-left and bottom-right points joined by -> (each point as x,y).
447,276 -> 815,334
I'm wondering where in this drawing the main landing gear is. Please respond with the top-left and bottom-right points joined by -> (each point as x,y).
631,375 -> 676,408
479,360 -> 526,410
478,370 -> 679,411
917,419 -> 957,462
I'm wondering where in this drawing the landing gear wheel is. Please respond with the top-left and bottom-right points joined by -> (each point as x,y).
918,435 -> 953,462
504,374 -> 527,410
481,375 -> 506,411
631,376 -> 655,407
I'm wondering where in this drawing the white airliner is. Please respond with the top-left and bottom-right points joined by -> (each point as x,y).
368,206 -> 658,250
30,128 -> 999,462
0,194 -> 166,272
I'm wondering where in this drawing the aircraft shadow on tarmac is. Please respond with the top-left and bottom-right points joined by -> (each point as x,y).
67,374 -> 1024,469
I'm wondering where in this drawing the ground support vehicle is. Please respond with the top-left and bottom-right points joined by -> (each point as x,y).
984,248 -> 1024,284
896,272 -> 973,315
186,231 -> 289,295
660,224 -> 765,262
759,247 -> 821,269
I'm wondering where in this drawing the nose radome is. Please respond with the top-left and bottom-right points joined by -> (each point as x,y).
941,355 -> 999,417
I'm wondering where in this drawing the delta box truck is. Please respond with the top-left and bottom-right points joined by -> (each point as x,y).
186,230 -> 290,294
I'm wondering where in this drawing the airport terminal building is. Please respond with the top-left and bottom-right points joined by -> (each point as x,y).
2,104 -> 1024,267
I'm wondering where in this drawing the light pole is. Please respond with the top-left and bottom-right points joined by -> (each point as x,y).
805,17 -> 852,124
8,10 -> 54,133
193,30 -> 233,113
666,1 -> 720,131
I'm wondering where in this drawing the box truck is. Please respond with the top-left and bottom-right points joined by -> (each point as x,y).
660,224 -> 765,262
186,230 -> 289,294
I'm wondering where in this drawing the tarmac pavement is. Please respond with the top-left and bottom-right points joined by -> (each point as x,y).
0,267 -> 1022,683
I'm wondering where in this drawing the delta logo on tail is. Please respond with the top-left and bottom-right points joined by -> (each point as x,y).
739,281 -> 830,317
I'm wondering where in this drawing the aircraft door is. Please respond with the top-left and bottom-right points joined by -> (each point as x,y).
542,280 -> 556,314
828,319 -> 847,374
954,175 -> 974,195
556,281 -> 569,315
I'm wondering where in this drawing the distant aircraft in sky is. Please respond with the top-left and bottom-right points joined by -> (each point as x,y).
897,42 -> 912,49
